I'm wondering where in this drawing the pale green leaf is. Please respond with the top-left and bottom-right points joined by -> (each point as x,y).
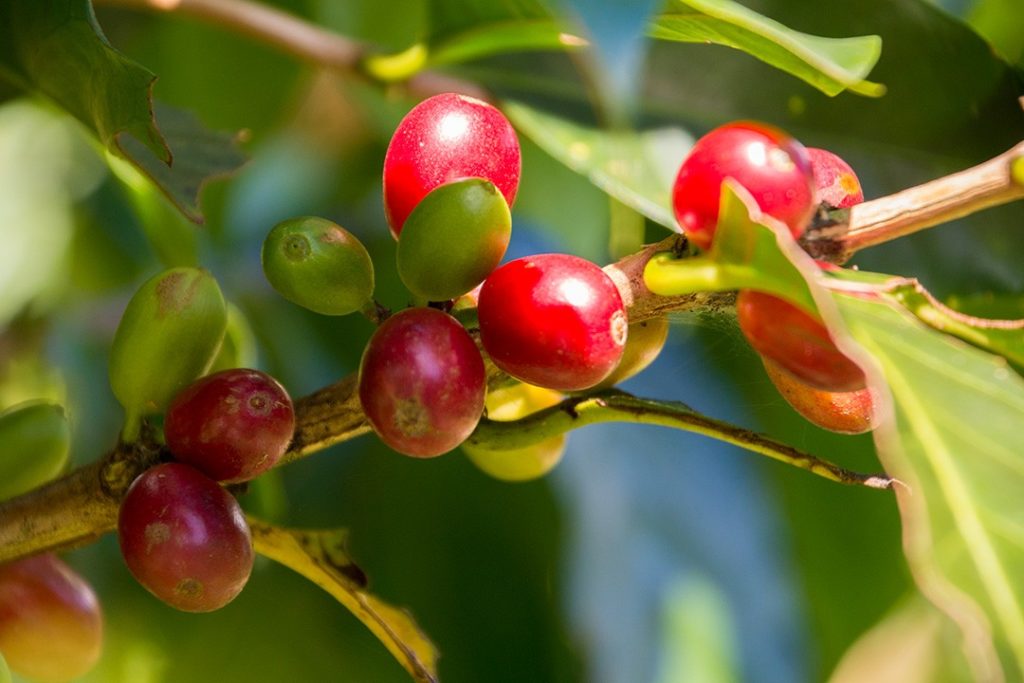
504,101 -> 690,230
249,520 -> 440,683
651,0 -> 884,97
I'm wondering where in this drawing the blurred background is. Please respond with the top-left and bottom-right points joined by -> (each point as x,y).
2,0 -> 1024,681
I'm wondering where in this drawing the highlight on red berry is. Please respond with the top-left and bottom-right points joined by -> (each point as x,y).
164,368 -> 295,484
118,463 -> 254,613
736,289 -> 866,393
672,121 -> 816,250
808,147 -> 864,209
383,92 -> 521,237
478,253 -> 628,391
358,307 -> 486,457
0,554 -> 103,683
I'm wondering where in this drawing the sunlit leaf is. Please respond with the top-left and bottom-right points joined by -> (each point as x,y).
249,520 -> 440,683
504,101 -> 690,230
834,293 -> 1024,681
651,0 -> 884,97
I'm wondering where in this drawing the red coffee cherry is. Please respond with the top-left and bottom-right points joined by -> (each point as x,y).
478,254 -> 628,391
672,121 -> 815,250
358,307 -> 486,457
736,289 -> 866,392
383,92 -> 521,237
118,463 -> 254,613
763,358 -> 874,434
0,554 -> 102,683
164,368 -> 295,484
808,147 -> 864,209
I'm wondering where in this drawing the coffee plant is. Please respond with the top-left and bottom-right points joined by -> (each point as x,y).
0,1 -> 1023,682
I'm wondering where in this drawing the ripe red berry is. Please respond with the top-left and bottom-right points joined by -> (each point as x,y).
672,121 -> 815,250
383,92 -> 521,237
736,289 -> 866,392
118,463 -> 254,613
358,307 -> 486,457
0,554 -> 102,683
164,368 -> 295,483
807,147 -> 864,209
478,254 -> 628,391
763,358 -> 874,434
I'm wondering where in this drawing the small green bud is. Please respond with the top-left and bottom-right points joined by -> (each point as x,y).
262,217 -> 374,316
109,267 -> 227,437
0,401 -> 70,501
397,178 -> 511,301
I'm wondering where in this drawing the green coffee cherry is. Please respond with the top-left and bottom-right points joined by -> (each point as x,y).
397,178 -> 511,301
109,267 -> 227,439
208,302 -> 259,373
0,402 -> 70,501
262,217 -> 374,316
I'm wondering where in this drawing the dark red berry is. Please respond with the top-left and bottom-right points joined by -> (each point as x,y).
383,93 -> 521,237
672,121 -> 815,250
118,463 -> 254,613
478,254 -> 628,391
736,289 -> 866,392
807,147 -> 864,209
0,554 -> 102,683
164,368 -> 295,483
358,307 -> 486,457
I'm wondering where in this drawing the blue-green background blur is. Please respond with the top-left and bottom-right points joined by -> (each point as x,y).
3,0 -> 1024,681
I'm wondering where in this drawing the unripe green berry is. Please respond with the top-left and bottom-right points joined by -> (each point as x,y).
397,178 -> 511,301
262,217 -> 374,316
0,401 -> 70,501
109,267 -> 227,438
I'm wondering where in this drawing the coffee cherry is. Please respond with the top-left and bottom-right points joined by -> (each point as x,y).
478,254 -> 628,391
0,402 -> 70,501
397,178 -> 512,301
118,463 -> 253,613
463,383 -> 566,482
808,147 -> 864,209
0,554 -> 102,683
262,217 -> 374,316
358,308 -> 486,457
736,289 -> 866,392
164,369 -> 295,483
383,93 -> 521,237
595,316 -> 670,389
763,358 -> 874,434
672,122 -> 815,250
109,267 -> 227,430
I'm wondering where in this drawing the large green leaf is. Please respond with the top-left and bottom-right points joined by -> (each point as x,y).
651,0 -> 884,97
0,0 -> 246,223
504,100 -> 690,230
835,293 -> 1024,681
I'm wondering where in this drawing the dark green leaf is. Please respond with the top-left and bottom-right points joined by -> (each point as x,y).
651,0 -> 884,97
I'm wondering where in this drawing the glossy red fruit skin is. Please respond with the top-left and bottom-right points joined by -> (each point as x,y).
358,307 -> 486,457
763,358 -> 874,434
0,554 -> 102,683
478,254 -> 628,391
737,289 -> 866,392
383,92 -> 521,237
118,463 -> 253,613
672,121 -> 815,250
164,368 -> 295,483
808,147 -> 864,209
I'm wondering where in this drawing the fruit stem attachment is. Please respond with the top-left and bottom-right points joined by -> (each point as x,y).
466,389 -> 896,489
359,299 -> 391,326
803,140 -> 1024,261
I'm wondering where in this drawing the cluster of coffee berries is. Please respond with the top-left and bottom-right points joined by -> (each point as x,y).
671,122 -> 873,433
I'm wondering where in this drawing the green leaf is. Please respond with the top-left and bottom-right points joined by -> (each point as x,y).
651,0 -> 884,97
834,292 -> 1024,681
504,100 -> 690,230
250,521 -> 440,683
0,1 -> 247,223
0,0 -> 167,162
430,19 -> 585,66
